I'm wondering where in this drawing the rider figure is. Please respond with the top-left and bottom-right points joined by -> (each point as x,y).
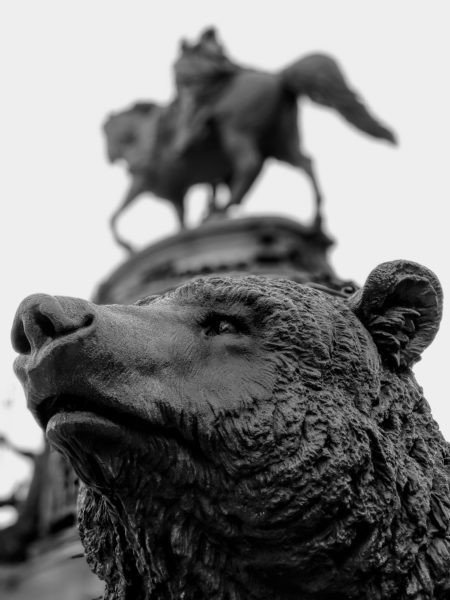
173,28 -> 238,155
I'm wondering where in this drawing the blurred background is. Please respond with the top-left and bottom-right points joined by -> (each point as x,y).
0,0 -> 448,595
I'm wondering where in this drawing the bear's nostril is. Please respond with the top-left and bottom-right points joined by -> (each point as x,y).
82,314 -> 94,329
35,313 -> 57,338
12,319 -> 32,354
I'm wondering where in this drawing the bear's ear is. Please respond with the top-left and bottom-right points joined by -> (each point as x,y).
348,260 -> 443,369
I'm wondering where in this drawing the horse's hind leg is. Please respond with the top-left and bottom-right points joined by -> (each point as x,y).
288,151 -> 324,229
220,130 -> 263,211
173,197 -> 186,229
207,184 -> 218,214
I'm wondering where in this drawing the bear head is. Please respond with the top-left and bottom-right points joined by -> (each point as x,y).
12,260 -> 450,599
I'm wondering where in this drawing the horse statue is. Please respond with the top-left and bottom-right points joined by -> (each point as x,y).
104,28 -> 396,253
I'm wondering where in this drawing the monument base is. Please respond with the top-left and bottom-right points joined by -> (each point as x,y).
95,216 -> 353,304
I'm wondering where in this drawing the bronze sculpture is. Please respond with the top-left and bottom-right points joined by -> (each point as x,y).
104,28 -> 396,252
11,261 -> 450,599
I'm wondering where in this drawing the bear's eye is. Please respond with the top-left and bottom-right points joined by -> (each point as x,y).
202,315 -> 241,337
217,320 -> 238,334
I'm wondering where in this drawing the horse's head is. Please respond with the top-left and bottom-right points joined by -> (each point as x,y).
103,102 -> 162,173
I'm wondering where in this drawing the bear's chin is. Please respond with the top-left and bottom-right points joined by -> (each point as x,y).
46,411 -> 149,490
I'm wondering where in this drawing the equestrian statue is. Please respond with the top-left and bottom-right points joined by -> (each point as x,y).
104,27 -> 396,252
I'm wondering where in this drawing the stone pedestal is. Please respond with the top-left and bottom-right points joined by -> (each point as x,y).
95,216 -> 347,304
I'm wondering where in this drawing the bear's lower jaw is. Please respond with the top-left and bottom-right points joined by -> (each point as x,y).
47,410 -> 125,444
49,412 -> 206,494
46,409 -> 158,491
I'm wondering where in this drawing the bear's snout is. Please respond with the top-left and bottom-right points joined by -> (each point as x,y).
11,294 -> 95,355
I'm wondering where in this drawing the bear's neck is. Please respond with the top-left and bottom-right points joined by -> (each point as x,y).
81,487 -> 278,600
79,484 -> 397,600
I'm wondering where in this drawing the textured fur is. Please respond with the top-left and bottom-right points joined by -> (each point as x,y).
77,275 -> 450,598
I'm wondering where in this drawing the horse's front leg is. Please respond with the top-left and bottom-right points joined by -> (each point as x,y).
202,184 -> 229,224
110,174 -> 147,253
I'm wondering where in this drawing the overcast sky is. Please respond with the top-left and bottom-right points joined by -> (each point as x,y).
0,1 -> 449,500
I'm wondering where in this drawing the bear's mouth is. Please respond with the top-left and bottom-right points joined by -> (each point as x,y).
38,393 -> 148,433
38,393 -> 204,462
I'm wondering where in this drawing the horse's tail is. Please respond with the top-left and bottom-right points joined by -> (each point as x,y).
280,54 -> 397,144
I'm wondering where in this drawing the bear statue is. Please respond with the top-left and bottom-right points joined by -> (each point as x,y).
11,260 -> 450,599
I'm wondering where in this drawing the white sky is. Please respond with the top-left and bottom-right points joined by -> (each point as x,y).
0,1 -> 449,496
